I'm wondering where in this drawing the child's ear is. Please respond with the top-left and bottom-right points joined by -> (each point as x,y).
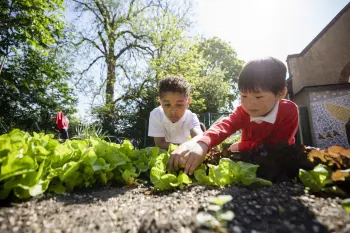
187,97 -> 191,106
158,97 -> 162,105
277,87 -> 287,100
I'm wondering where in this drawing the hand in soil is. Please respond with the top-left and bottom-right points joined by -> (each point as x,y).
183,142 -> 208,175
168,141 -> 208,175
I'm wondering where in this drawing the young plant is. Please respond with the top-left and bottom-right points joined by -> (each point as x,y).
196,195 -> 234,233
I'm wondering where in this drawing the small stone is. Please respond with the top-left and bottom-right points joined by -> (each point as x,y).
0,217 -> 4,222
12,226 -> 20,232
51,229 -> 62,233
330,203 -> 337,208
93,198 -> 97,201
8,216 -> 16,226
247,209 -> 255,215
328,224 -> 336,231
243,218 -> 251,224
312,225 -> 320,233
233,226 -> 242,233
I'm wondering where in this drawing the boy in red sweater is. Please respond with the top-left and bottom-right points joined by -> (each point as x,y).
168,57 -> 299,175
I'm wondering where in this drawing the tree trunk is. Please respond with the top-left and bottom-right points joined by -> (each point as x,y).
104,46 -> 116,135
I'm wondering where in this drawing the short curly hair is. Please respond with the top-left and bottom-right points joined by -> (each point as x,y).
158,76 -> 191,98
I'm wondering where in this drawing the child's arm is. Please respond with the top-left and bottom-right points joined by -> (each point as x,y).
198,108 -> 244,150
169,107 -> 244,174
190,113 -> 204,138
190,126 -> 204,138
154,137 -> 172,150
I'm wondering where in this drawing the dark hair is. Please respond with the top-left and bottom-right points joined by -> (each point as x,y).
238,57 -> 287,95
159,76 -> 191,98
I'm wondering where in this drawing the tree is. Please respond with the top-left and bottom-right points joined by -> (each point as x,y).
71,0 -> 196,137
197,37 -> 244,83
0,0 -> 65,73
71,0 -> 160,133
151,37 -> 244,113
192,37 -> 245,112
0,46 -> 77,134
0,0 -> 77,133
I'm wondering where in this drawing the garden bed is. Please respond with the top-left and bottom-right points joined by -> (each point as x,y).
1,130 -> 350,233
1,182 -> 350,233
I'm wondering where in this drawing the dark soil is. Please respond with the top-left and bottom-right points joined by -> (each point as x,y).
0,182 -> 349,233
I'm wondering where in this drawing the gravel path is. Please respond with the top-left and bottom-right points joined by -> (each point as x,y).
0,182 -> 349,233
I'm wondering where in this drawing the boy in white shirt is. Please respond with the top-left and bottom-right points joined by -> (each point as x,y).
148,76 -> 203,150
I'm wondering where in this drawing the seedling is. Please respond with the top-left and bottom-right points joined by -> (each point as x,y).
196,195 -> 234,233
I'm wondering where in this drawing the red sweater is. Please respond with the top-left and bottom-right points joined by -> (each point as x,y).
55,112 -> 69,131
199,100 -> 299,151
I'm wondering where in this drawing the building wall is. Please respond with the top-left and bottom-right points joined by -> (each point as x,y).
288,8 -> 350,94
291,84 -> 350,148
290,89 -> 314,144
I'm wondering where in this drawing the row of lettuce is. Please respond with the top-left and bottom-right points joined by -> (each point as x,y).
0,130 -> 271,200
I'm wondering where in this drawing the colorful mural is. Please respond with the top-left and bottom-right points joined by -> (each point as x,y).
309,89 -> 350,149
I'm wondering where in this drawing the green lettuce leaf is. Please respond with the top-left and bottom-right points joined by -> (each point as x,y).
299,164 -> 333,192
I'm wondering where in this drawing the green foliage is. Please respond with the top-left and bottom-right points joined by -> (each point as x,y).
150,149 -> 271,191
197,37 -> 244,84
0,0 -> 65,56
0,129 -> 158,199
299,165 -> 346,195
190,38 -> 244,112
149,36 -> 244,113
0,46 -> 77,133
299,165 -> 333,192
343,199 -> 350,213
196,195 -> 234,232
150,151 -> 193,191
72,0 -> 175,133
0,129 -> 271,199
71,123 -> 109,140
189,69 -> 232,113
0,0 -> 76,134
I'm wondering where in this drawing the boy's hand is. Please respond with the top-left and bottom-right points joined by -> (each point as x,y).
168,141 -> 191,171
168,141 -> 208,175
228,142 -> 239,152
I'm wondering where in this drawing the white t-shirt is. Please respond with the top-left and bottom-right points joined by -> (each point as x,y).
148,106 -> 201,144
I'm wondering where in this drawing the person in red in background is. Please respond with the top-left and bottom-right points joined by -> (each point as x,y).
55,111 -> 69,141
168,57 -> 299,175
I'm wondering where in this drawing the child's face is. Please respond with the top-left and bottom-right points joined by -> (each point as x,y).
240,88 -> 286,117
159,92 -> 190,123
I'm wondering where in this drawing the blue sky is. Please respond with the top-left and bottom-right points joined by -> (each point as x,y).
73,0 -> 350,118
